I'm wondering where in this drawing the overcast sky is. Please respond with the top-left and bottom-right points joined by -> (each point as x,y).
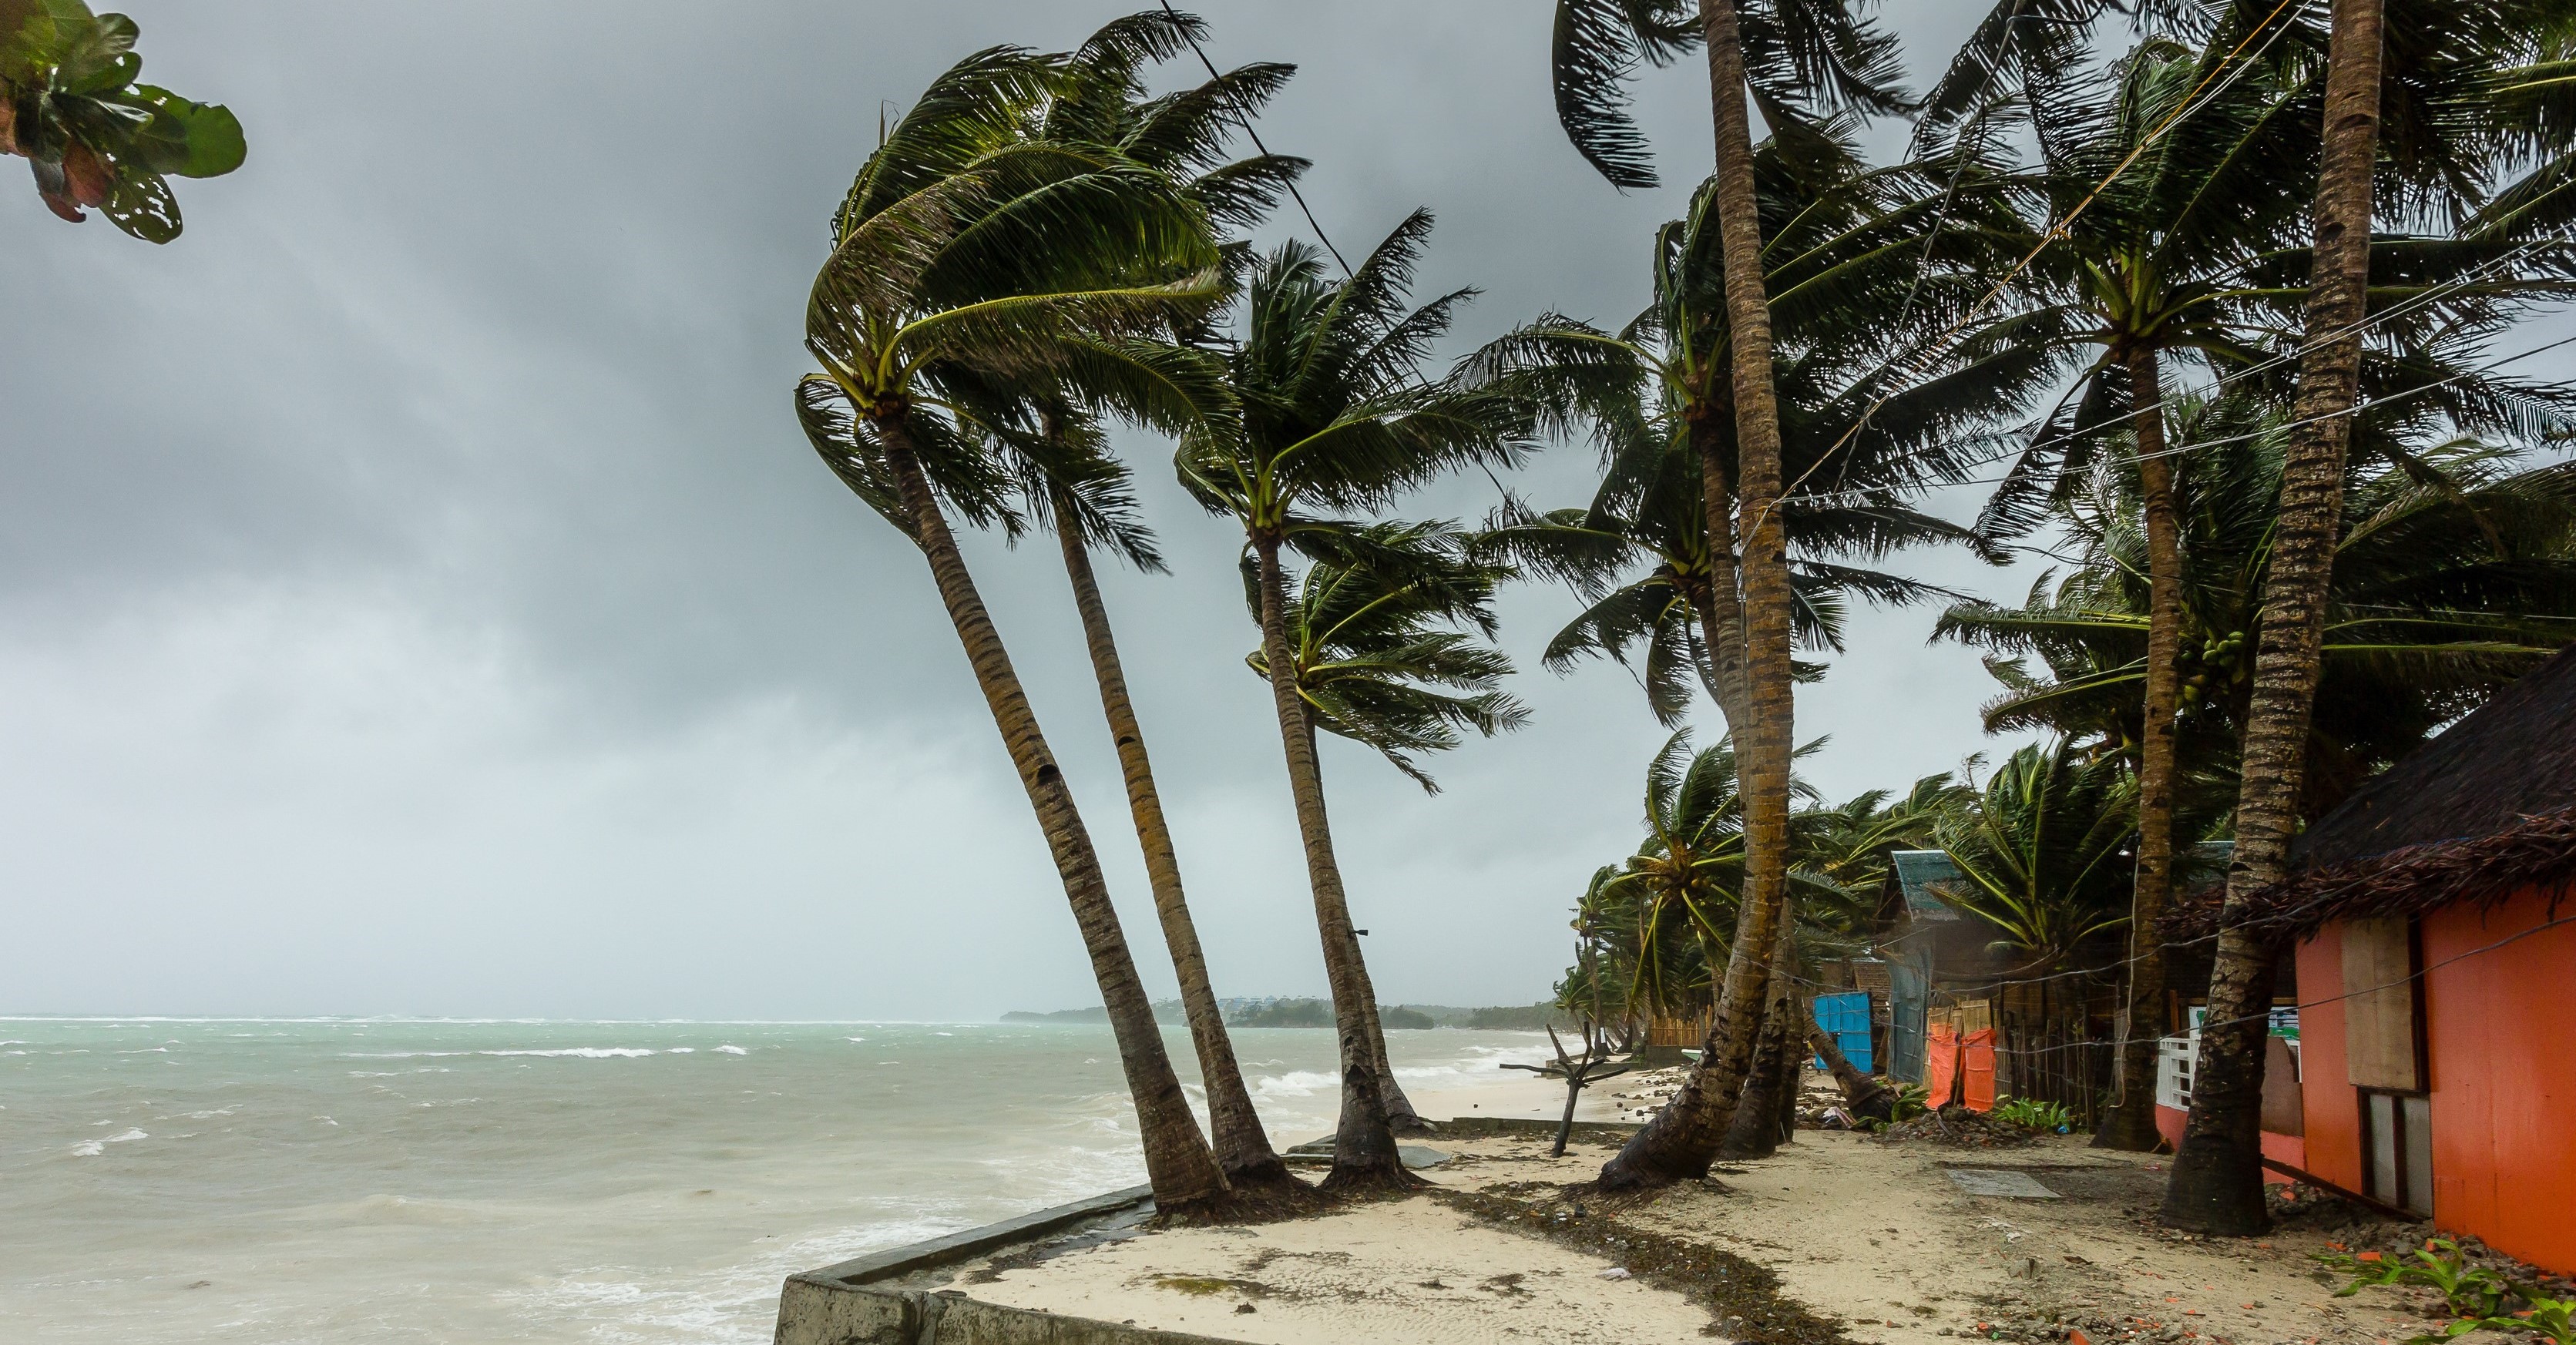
0,1 -> 2111,1020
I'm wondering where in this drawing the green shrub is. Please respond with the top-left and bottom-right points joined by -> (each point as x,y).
2322,1239 -> 2572,1345
1992,1095 -> 2075,1132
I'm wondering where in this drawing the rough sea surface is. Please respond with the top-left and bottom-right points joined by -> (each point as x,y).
0,1018 -> 1551,1343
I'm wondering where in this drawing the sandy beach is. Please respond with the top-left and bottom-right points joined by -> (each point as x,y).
935,1088 -> 2457,1345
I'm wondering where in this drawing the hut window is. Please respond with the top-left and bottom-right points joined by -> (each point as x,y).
2361,1089 -> 2433,1216
2341,917 -> 2425,1092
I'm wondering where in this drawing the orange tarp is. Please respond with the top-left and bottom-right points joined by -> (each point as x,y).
1961,1028 -> 1997,1112
1925,1022 -> 1998,1112
1926,1023 -> 1959,1106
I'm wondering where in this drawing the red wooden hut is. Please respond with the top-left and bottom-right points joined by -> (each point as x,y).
2215,644 -> 2576,1270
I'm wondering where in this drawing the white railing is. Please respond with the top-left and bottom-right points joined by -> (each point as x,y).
2155,1033 -> 2196,1111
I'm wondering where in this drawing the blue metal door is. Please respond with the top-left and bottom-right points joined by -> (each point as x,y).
1812,991 -> 1873,1074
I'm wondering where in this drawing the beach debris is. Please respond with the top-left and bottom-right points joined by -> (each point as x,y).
1599,1266 -> 1633,1280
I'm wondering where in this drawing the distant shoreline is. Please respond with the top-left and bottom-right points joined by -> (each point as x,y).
997,999 -> 1572,1031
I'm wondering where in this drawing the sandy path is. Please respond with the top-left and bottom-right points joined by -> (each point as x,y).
1435,1126 -> 2437,1345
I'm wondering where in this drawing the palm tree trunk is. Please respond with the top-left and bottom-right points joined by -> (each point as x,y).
1050,488 -> 1290,1187
2099,343 -> 2183,1153
1300,710 -> 1431,1137
1718,914 -> 1801,1159
1691,418 -> 1755,731
1251,531 -> 1409,1188
2163,0 -> 2384,1236
1809,1024 -> 1894,1121
877,424 -> 1228,1213
1352,930 -> 1432,1135
1601,0 -> 1796,1190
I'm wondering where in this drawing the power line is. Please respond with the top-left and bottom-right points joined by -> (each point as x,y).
1775,0 -> 2309,512
1772,321 -> 2576,512
1949,235 -> 2568,490
1157,0 -> 1354,277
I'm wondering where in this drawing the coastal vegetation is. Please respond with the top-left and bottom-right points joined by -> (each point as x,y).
0,0 -> 243,240
807,0 -> 2576,1236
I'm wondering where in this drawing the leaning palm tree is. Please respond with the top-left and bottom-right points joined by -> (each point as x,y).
791,47 -> 1234,1214
1248,520 -> 1528,1132
1476,112 -> 2037,1184
1959,5 -> 2576,1152
1177,213 -> 1530,1188
2,0 -> 243,240
974,10 -> 1314,1192
2170,0 -> 2576,1231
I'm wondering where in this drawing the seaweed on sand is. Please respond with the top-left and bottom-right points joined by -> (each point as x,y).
1433,1184 -> 1856,1345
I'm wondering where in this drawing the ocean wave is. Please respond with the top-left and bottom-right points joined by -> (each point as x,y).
70,1128 -> 148,1157
713,1045 -> 747,1055
1251,1068 -> 1340,1097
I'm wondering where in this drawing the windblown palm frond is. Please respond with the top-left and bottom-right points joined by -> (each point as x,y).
1245,521 -> 1528,792
1930,740 -> 2138,970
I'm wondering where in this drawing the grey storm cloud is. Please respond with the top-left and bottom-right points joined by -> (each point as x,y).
0,1 -> 2034,1020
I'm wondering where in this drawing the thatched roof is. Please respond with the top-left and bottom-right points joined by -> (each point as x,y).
2287,641 -> 2576,869
2170,642 -> 2576,941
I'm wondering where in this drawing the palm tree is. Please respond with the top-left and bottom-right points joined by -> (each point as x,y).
1930,742 -> 2138,976
2,0 -> 243,240
1589,732 -> 1760,1026
1942,396 -> 2576,814
1944,11 -> 2324,1152
979,10 -> 1313,1193
1479,112 -> 2036,1183
1177,213 -> 1529,1187
1247,520 -> 1528,1132
791,47 -> 1234,1213
2169,0 -> 2576,1233
1549,0 -> 1916,1190
1026,422 -> 1296,1188
1956,2 -> 2576,1150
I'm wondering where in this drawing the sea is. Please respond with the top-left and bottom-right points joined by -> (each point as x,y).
0,1018 -> 1555,1343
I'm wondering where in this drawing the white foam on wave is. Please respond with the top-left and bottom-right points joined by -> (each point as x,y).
70,1128 -> 148,1157
713,1045 -> 747,1055
1251,1068 -> 1339,1098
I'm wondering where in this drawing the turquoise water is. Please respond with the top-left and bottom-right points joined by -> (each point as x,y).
0,1018 -> 1550,1343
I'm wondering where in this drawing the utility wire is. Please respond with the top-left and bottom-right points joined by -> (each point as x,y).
1773,0 -> 2309,514
1772,322 -> 2576,512
1159,0 -> 1354,277
1943,235 -> 2568,494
